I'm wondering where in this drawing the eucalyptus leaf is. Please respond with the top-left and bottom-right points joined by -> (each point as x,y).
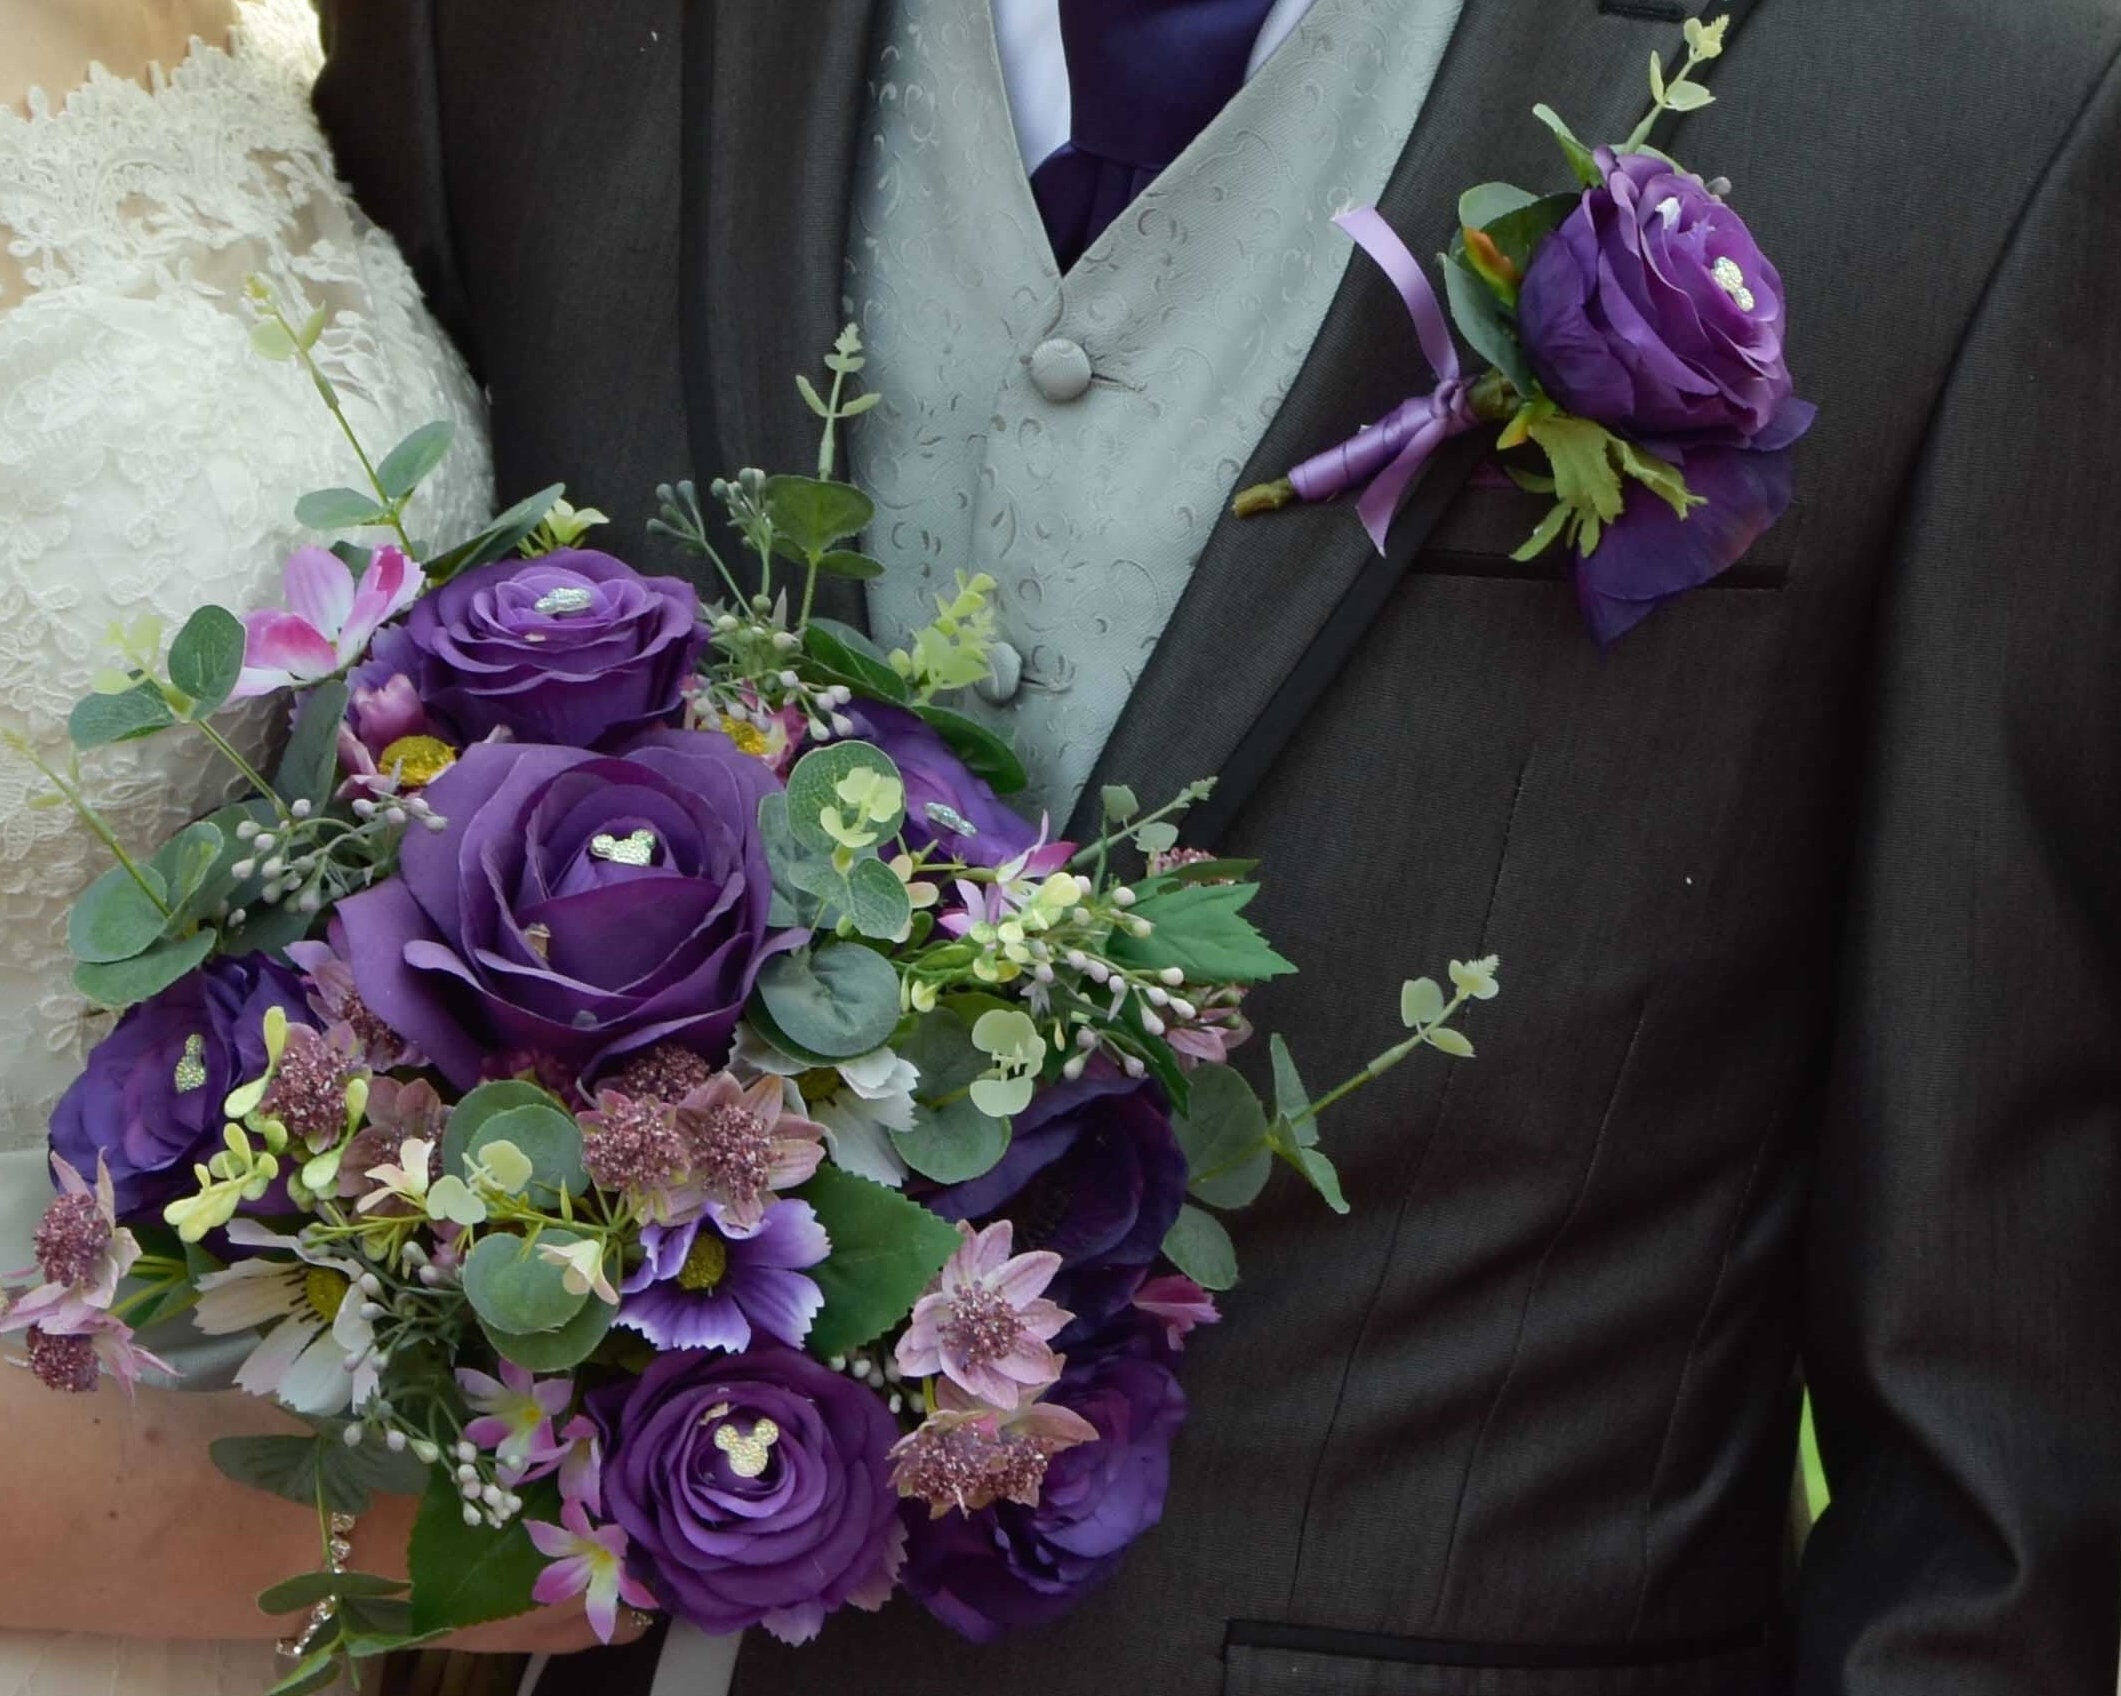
460,1102 -> 586,1202
151,820 -> 228,930
461,1232 -> 589,1336
1441,253 -> 1536,397
785,740 -> 905,855
898,1006 -> 987,1101
167,606 -> 247,715
1426,1026 -> 1476,1059
69,681 -> 176,749
75,929 -> 214,1009
375,420 -> 457,501
480,1293 -> 617,1372
1401,977 -> 1446,1029
295,487 -> 394,532
1161,1204 -> 1239,1291
755,944 -> 903,1060
1458,181 -> 1539,232
1290,1145 -> 1350,1215
438,1080 -> 561,1178
1269,1033 -> 1315,1148
1173,1064 -> 1271,1210
68,865 -> 170,964
274,680 -> 351,809
891,1093 -> 1011,1184
843,854 -> 914,940
1532,101 -> 1602,186
796,1164 -> 965,1357
424,484 -> 565,585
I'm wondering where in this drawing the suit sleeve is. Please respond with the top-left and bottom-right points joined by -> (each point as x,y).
1799,45 -> 2121,1696
311,0 -> 481,379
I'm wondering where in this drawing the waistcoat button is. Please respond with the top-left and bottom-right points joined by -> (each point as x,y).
1028,337 -> 1094,403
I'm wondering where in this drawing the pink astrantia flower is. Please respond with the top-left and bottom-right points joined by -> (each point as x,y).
458,1360 -> 573,1477
1,1300 -> 174,1394
0,1154 -> 170,1395
890,1380 -> 1099,1517
20,1154 -> 138,1306
526,1498 -> 657,1644
1132,1273 -> 1221,1351
234,545 -> 425,698
895,1220 -> 1071,1409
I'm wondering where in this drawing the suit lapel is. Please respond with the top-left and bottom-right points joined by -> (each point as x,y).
1070,0 -> 1751,844
679,0 -> 883,628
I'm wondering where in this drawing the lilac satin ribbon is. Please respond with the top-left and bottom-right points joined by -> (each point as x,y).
1288,208 -> 1483,553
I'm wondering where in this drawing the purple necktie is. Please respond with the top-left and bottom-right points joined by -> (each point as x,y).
1030,0 -> 1281,270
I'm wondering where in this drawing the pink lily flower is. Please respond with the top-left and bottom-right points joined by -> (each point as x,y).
526,1498 -> 657,1644
233,545 -> 424,698
1133,1273 -> 1221,1351
458,1360 -> 573,1478
553,1414 -> 605,1516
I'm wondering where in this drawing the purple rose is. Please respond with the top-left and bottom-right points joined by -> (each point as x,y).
1515,149 -> 1816,643
593,1346 -> 906,1643
370,550 -> 704,749
926,1071 -> 1186,1334
337,729 -> 793,1089
901,1343 -> 1186,1640
49,955 -> 310,1217
842,702 -> 1037,869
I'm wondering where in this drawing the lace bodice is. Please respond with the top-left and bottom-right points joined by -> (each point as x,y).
0,0 -> 493,1154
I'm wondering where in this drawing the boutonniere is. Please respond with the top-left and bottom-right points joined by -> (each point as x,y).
1237,14 -> 1813,643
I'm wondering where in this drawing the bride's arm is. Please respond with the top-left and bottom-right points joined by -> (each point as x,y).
0,1367 -> 637,1652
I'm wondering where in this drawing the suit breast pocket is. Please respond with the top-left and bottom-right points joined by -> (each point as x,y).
1414,478 -> 1801,590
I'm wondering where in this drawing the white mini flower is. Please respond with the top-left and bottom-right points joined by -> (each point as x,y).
192,1222 -> 378,1415
733,1026 -> 919,1187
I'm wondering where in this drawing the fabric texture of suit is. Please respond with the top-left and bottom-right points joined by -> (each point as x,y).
315,2 -> 2121,1690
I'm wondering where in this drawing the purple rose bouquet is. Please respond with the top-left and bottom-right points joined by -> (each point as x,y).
1,294 -> 1506,1685
1238,12 -> 1813,643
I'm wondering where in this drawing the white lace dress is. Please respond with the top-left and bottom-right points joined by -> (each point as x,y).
0,0 -> 491,1688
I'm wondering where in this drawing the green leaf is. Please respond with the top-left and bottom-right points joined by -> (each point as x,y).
1664,80 -> 1714,112
217,902 -> 316,958
1426,1026 -> 1476,1059
1612,438 -> 1700,521
1478,193 -> 1578,279
841,390 -> 883,417
786,740 -> 906,855
375,420 -> 456,501
1101,784 -> 1140,823
843,854 -> 914,940
814,549 -> 886,581
460,1102 -> 586,1203
1649,48 -> 1667,102
795,1164 -> 964,1357
68,864 -> 170,963
461,1232 -> 589,1336
1173,1064 -> 1271,1210
1290,1145 -> 1350,1215
480,1291 -> 617,1372
1526,413 -> 1627,526
75,929 -> 214,1009
1532,102 -> 1602,187
69,681 -> 176,748
1134,821 -> 1180,855
1269,1033 -> 1316,1147
295,487 -> 395,532
1457,182 -> 1539,233
209,1428 -> 424,1516
1105,882 -> 1296,984
755,942 -> 903,1060
1161,1204 -> 1239,1291
259,1570 -> 409,1616
439,1080 -> 563,1177
1149,856 -> 1259,888
250,319 -> 298,361
892,1094 -> 1011,1184
1441,253 -> 1536,398
911,704 -> 1027,795
1510,502 -> 1572,563
796,373 -> 831,417
167,606 -> 247,715
296,306 -> 329,351
151,820 -> 229,933
1401,976 -> 1446,1029
1506,466 -> 1557,496
424,484 -> 566,585
407,1473 -> 555,1635
265,1651 -> 343,1696
898,1006 -> 988,1100
763,475 -> 874,557
274,680 -> 351,809
803,619 -> 908,703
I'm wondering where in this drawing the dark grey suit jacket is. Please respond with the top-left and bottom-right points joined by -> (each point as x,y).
315,2 -> 2121,1690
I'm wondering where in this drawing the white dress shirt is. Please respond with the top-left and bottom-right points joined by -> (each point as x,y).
991,0 -> 1322,171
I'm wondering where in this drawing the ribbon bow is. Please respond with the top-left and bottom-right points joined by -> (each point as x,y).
1283,208 -> 1486,553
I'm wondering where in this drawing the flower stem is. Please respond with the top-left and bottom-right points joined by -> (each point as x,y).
3,734 -> 171,915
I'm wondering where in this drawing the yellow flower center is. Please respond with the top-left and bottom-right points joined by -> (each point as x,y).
796,1067 -> 843,1108
677,1233 -> 729,1292
378,735 -> 458,789
719,715 -> 769,758
304,1267 -> 350,1323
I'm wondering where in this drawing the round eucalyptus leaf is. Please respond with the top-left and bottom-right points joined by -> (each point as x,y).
462,1103 -> 586,1202
440,1080 -> 564,1180
480,1293 -> 617,1373
755,943 -> 901,1060
891,1095 -> 1011,1185
461,1232 -> 589,1336
68,864 -> 170,964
